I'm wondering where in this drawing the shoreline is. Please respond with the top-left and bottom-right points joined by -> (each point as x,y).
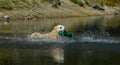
0,10 -> 119,21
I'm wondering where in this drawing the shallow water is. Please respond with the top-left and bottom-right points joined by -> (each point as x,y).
0,15 -> 120,65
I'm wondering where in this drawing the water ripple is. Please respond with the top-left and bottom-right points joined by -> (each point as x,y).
77,36 -> 120,43
0,35 -> 120,44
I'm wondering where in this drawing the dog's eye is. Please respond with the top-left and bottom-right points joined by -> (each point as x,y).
60,27 -> 62,29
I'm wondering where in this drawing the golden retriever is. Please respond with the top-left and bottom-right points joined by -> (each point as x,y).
30,25 -> 66,40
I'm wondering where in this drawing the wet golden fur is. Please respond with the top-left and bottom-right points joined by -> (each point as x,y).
30,25 -> 64,40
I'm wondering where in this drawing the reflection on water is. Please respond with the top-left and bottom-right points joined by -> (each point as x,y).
0,44 -> 64,65
65,43 -> 120,65
0,15 -> 120,65
52,47 -> 64,63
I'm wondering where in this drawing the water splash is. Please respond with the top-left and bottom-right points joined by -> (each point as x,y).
27,35 -> 75,44
77,35 -> 120,43
0,34 -> 119,44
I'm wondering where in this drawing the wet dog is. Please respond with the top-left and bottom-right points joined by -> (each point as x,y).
30,25 -> 66,40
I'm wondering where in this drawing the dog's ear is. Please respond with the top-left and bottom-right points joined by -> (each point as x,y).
51,26 -> 58,33
54,26 -> 58,31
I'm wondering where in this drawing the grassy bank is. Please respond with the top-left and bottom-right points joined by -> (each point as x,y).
0,0 -> 120,20
71,0 -> 120,6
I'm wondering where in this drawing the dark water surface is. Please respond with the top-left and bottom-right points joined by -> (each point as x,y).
0,15 -> 120,65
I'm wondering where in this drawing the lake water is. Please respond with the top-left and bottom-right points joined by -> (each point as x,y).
0,15 -> 120,65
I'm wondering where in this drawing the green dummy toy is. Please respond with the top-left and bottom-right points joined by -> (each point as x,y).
58,30 -> 73,38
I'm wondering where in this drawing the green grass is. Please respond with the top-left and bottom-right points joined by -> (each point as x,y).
0,1 -> 13,10
41,0 -> 52,3
71,0 -> 120,6
0,0 -> 38,10
0,0 -> 119,10
89,0 -> 120,6
70,0 -> 84,7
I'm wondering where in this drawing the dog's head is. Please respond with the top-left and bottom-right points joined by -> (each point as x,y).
54,25 -> 66,33
53,25 -> 73,38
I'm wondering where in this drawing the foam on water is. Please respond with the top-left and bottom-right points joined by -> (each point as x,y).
77,35 -> 120,43
0,35 -> 120,44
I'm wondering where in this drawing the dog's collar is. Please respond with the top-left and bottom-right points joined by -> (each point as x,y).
58,31 -> 73,38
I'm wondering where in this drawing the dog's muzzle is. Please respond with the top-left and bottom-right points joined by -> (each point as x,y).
58,30 -> 73,38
